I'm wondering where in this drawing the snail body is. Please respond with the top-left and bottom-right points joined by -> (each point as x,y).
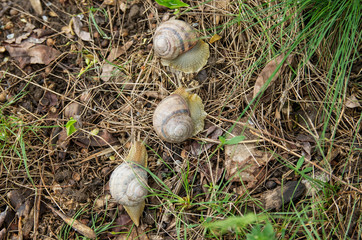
109,141 -> 148,226
153,87 -> 206,143
153,19 -> 210,73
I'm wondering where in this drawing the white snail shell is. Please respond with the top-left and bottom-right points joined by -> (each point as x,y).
109,163 -> 148,206
153,94 -> 194,143
109,141 -> 148,226
153,87 -> 207,143
153,20 -> 210,73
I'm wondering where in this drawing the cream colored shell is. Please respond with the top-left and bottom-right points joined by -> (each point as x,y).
153,19 -> 210,73
153,94 -> 194,143
109,141 -> 148,226
109,163 -> 147,206
153,87 -> 207,143
153,19 -> 198,60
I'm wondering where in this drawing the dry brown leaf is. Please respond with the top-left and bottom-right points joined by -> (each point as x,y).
24,22 -> 36,32
0,207 -> 8,227
100,63 -> 117,81
33,29 -> 55,38
72,16 -> 92,41
103,0 -> 116,5
30,0 -> 43,15
302,172 -> 330,197
224,124 -> 270,189
7,189 -> 29,211
117,225 -> 149,240
107,40 -> 133,62
345,94 -> 361,108
191,126 -> 223,155
253,54 -> 293,98
260,181 -> 305,210
49,205 -> 96,239
75,130 -> 118,147
5,42 -> 60,68
0,229 -> 5,240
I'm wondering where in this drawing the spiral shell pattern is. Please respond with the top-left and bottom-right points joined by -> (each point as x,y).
153,20 -> 199,60
109,163 -> 148,206
153,94 -> 194,143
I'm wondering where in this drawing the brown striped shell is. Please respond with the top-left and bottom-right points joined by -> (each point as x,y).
153,19 -> 199,60
153,94 -> 194,143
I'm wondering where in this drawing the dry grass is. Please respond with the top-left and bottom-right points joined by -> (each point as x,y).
0,0 -> 361,239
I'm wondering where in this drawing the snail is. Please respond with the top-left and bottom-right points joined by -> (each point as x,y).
109,141 -> 148,226
153,87 -> 207,143
153,19 -> 210,73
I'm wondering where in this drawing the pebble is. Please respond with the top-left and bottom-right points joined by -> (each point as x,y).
101,39 -> 109,48
46,38 -> 55,46
265,180 -> 277,189
4,21 -> 14,30
0,90 -> 7,103
9,9 -> 19,16
128,4 -> 140,19
93,31 -> 100,38
196,69 -> 208,82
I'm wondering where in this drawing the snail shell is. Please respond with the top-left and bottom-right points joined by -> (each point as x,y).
153,87 -> 207,143
153,94 -> 194,143
109,163 -> 147,206
109,141 -> 148,226
153,19 -> 210,73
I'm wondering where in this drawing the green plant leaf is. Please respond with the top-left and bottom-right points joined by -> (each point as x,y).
66,117 -> 77,136
219,136 -> 226,145
302,167 -> 313,174
246,223 -> 276,240
224,135 -> 245,145
155,0 -> 189,9
296,156 -> 305,170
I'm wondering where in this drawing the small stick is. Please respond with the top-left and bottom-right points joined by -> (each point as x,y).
33,188 -> 42,240
46,204 -> 96,239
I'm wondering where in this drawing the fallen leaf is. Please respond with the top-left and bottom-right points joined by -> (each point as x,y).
75,130 -> 118,147
117,224 -> 149,240
5,42 -> 60,68
63,102 -> 82,118
56,128 -> 70,159
0,229 -> 5,240
302,171 -> 330,197
209,34 -> 221,44
33,29 -> 55,38
101,63 -> 118,81
15,33 -> 32,44
0,207 -> 8,227
107,40 -> 133,62
191,126 -> 223,155
345,94 -> 361,108
72,16 -> 92,41
30,0 -> 43,15
7,189 -> 29,211
224,123 -> 270,189
24,22 -> 36,32
103,0 -> 116,5
253,54 -> 293,98
301,142 -> 311,161
260,181 -> 305,210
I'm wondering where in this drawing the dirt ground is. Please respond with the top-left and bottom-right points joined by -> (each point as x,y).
0,0 -> 361,239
